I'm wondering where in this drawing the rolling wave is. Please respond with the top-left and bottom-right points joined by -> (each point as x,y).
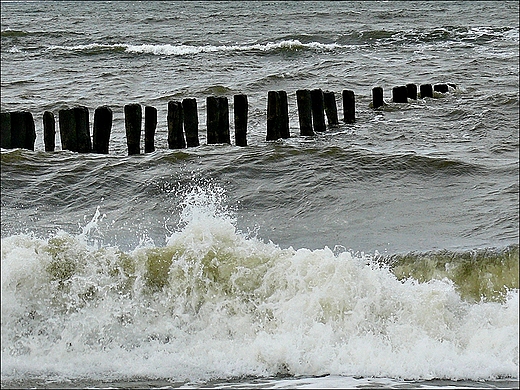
43,40 -> 345,57
3,24 -> 515,58
204,146 -> 489,178
0,144 -> 494,186
1,187 -> 518,382
378,245 -> 519,302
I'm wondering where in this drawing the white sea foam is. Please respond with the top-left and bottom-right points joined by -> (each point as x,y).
47,40 -> 346,56
125,40 -> 345,55
47,43 -> 125,51
1,187 -> 518,383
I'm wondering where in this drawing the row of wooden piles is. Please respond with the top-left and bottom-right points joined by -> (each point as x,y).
0,95 -> 248,154
372,82 -> 456,107
1,83 -> 455,153
0,88 -> 354,154
267,89 -> 355,141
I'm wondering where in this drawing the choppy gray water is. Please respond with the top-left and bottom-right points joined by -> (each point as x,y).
1,1 -> 519,388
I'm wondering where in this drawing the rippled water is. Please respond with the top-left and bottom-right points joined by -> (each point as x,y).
1,1 -> 519,388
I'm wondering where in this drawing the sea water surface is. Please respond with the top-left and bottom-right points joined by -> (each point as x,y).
1,1 -> 519,388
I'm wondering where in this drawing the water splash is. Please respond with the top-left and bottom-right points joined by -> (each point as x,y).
1,187 -> 518,383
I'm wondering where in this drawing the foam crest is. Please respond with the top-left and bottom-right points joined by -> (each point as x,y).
47,43 -> 126,53
125,40 -> 343,56
1,188 -> 518,382
47,40 -> 344,57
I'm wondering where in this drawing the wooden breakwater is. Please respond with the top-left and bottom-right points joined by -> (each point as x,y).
371,83 -> 456,108
1,83 -> 456,154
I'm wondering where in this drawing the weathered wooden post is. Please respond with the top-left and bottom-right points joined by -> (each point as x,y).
59,108 -> 76,151
420,84 -> 433,98
217,96 -> 230,144
182,98 -> 199,147
1,112 -> 11,149
59,107 -> 91,153
234,94 -> 248,146
43,111 -> 55,152
392,86 -> 408,103
266,90 -> 280,141
266,91 -> 290,140
434,83 -> 449,93
10,111 -> 36,151
144,106 -> 157,153
296,89 -> 313,136
310,88 -> 326,132
372,87 -> 384,108
74,106 -> 92,153
93,106 -> 112,154
125,103 -> 142,155
342,89 -> 355,124
324,91 -> 339,127
278,91 -> 290,139
206,96 -> 230,144
207,96 -> 219,144
406,83 -> 417,100
167,101 -> 185,149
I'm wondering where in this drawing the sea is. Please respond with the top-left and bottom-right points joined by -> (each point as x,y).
1,1 -> 519,388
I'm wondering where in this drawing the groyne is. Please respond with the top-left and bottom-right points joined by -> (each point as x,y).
1,83 -> 456,154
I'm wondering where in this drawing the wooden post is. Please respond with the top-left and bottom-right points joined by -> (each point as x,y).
182,98 -> 199,147
434,83 -> 449,93
144,106 -> 157,153
1,112 -> 11,149
342,89 -> 355,124
10,111 -> 36,151
93,106 -> 112,154
296,89 -> 313,136
167,101 -> 185,149
125,103 -> 142,155
234,94 -> 248,146
266,91 -> 289,141
217,96 -> 230,144
266,90 -> 280,141
25,112 -> 37,151
59,107 -> 91,153
43,111 -> 55,152
207,96 -> 219,144
74,106 -> 92,153
59,108 -> 77,151
323,91 -> 339,127
310,89 -> 326,132
420,84 -> 433,98
278,91 -> 290,139
372,87 -> 384,108
406,83 -> 417,100
392,86 -> 408,103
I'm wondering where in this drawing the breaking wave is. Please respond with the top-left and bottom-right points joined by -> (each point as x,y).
1,186 -> 518,383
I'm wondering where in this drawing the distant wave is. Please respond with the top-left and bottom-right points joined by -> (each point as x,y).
349,26 -> 519,45
45,40 -> 346,56
1,29 -> 28,37
46,43 -> 127,55
1,28 -> 83,38
0,143 -> 491,178
6,25 -> 515,57
4,23 -> 517,56
227,146 -> 489,178
126,40 -> 343,55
